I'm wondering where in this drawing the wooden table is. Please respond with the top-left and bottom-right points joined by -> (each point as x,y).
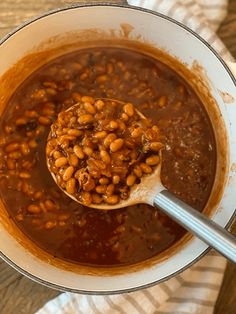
0,1 -> 235,313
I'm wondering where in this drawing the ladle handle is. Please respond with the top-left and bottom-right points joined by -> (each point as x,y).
154,190 -> 236,263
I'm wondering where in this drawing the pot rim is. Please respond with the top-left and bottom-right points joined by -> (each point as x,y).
1,2 -> 235,86
0,3 -> 235,295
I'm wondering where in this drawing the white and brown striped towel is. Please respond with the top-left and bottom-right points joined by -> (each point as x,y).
37,252 -> 226,314
37,1 -> 231,313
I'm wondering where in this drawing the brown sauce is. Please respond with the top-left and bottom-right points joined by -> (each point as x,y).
0,47 -> 216,266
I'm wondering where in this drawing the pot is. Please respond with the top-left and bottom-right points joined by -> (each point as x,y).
0,4 -> 235,294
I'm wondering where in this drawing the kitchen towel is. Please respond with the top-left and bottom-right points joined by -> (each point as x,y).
37,252 -> 226,314
37,1 -> 231,313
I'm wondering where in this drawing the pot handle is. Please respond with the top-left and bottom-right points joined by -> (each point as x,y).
226,61 -> 236,79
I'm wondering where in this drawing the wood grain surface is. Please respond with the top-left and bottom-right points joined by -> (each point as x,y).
0,1 -> 235,313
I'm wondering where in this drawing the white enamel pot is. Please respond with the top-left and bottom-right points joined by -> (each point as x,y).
0,4 -> 236,294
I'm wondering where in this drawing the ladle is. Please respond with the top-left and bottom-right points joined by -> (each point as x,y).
48,99 -> 236,263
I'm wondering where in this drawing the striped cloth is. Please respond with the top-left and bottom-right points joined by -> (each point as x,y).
37,252 -> 226,314
38,1 -> 230,313
128,0 -> 234,61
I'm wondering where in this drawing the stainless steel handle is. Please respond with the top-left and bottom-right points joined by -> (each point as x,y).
154,190 -> 236,263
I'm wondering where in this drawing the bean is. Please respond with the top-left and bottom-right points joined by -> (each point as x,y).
112,175 -> 120,185
46,88 -> 57,96
27,204 -> 41,214
4,125 -> 14,134
35,126 -> 45,136
63,166 -> 74,181
124,71 -> 131,80
53,150 -> 62,159
19,171 -> 31,179
21,181 -> 30,194
69,116 -> 77,125
110,138 -> 124,152
33,191 -> 43,200
117,61 -> 126,71
94,99 -> 105,111
96,185 -> 107,194
146,155 -> 160,166
130,151 -> 137,160
94,131 -> 107,139
61,127 -> 70,134
107,63 -> 114,74
58,135 -> 75,143
16,214 -> 24,221
5,142 -> 20,153
81,96 -> 95,104
22,160 -> 35,170
80,191 -> 92,205
67,129 -> 82,136
43,81 -> 57,89
31,219 -> 41,225
82,137 -> 92,147
83,146 -> 93,156
78,114 -> 93,124
43,102 -> 55,110
158,95 -> 167,107
109,120 -> 119,130
115,225 -> 126,233
24,110 -> 38,118
73,145 -> 85,159
16,117 -> 27,125
126,174 -> 136,186
21,142 -> 30,155
69,154 -> 79,167
6,159 -> 16,170
131,225 -> 142,233
58,214 -> 70,221
150,142 -> 164,152
72,92 -> 81,102
106,184 -> 115,196
104,133 -> 117,147
66,178 -> 76,194
131,128 -> 141,138
121,113 -> 129,121
118,121 -> 126,131
97,75 -> 108,83
44,199 -> 57,211
45,221 -> 57,229
90,159 -> 106,171
92,193 -> 103,204
99,177 -> 109,185
9,151 -> 21,159
42,108 -> 55,117
124,103 -> 134,117
100,150 -> 111,164
55,157 -> 68,167
38,116 -> 51,126
32,89 -> 46,99
28,139 -> 37,148
46,145 -> 53,157
72,62 -> 82,70
152,125 -> 159,132
83,102 -> 96,114
105,195 -> 119,205
133,165 -> 142,178
140,163 -> 153,174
